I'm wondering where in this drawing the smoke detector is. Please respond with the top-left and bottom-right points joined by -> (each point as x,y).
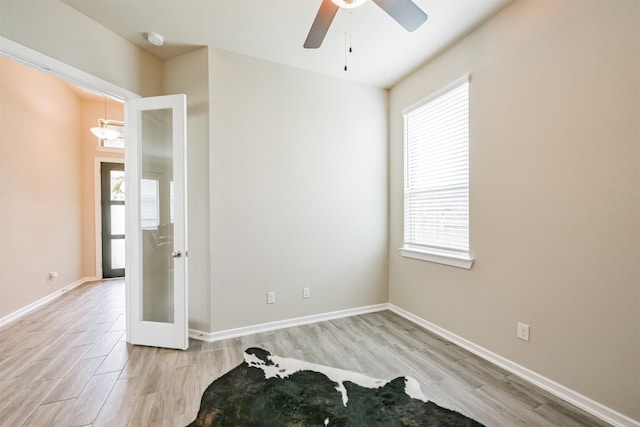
147,32 -> 164,47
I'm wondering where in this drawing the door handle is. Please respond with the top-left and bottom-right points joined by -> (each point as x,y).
171,250 -> 182,258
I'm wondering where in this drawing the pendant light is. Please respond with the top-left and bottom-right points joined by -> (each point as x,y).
90,97 -> 120,140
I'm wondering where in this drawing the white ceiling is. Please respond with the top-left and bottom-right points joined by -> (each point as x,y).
62,0 -> 513,88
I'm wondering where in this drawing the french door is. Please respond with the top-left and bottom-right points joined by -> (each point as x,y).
101,162 -> 125,278
125,94 -> 188,350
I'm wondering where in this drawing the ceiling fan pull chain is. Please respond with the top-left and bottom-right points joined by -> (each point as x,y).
344,11 -> 353,71
344,18 -> 348,71
349,10 -> 353,53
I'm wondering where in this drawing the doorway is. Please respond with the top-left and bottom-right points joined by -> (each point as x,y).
1,38 -> 189,349
101,162 -> 125,278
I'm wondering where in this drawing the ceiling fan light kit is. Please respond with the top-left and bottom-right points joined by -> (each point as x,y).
331,0 -> 368,8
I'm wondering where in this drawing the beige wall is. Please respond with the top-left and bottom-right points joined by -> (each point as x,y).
163,47 -> 211,332
0,57 -> 82,317
0,0 -> 162,97
389,0 -> 640,420
208,49 -> 389,331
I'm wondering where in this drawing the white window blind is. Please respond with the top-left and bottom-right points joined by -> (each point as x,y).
403,77 -> 470,262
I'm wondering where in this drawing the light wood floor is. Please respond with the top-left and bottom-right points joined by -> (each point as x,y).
0,279 -> 610,426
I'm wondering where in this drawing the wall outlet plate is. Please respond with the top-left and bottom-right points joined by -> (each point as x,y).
303,287 -> 310,299
267,291 -> 276,304
517,322 -> 530,342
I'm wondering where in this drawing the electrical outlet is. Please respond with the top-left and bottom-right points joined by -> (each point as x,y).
303,287 -> 310,299
267,291 -> 276,304
49,272 -> 58,279
517,322 -> 530,342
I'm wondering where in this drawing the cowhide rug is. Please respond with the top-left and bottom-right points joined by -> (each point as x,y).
188,347 -> 484,426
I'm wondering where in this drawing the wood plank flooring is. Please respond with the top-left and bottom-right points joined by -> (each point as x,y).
0,279 -> 611,426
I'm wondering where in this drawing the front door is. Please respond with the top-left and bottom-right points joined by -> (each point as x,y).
126,94 -> 188,350
101,162 -> 125,278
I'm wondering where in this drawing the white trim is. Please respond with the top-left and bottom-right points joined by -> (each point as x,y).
400,247 -> 474,269
0,36 -> 139,102
0,277 -> 95,329
189,303 -> 389,342
388,304 -> 640,427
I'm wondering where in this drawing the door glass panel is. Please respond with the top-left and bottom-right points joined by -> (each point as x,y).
110,170 -> 125,201
141,108 -> 175,324
111,239 -> 125,269
110,205 -> 125,235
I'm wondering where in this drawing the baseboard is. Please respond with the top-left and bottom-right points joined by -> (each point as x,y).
0,277 -> 94,329
189,303 -> 389,342
388,304 -> 640,427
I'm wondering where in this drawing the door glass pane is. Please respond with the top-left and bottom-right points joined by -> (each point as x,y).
111,239 -> 125,269
141,108 -> 174,324
110,205 -> 125,235
111,170 -> 125,201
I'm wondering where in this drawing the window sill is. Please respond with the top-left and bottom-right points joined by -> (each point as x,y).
399,247 -> 474,269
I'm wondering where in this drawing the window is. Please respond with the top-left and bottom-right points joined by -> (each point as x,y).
96,119 -> 125,150
401,76 -> 473,269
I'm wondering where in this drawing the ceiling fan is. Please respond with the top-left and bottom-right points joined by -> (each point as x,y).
304,0 -> 428,49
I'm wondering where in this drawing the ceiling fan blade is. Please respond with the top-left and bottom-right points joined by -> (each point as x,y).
371,0 -> 428,32
304,0 -> 340,49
